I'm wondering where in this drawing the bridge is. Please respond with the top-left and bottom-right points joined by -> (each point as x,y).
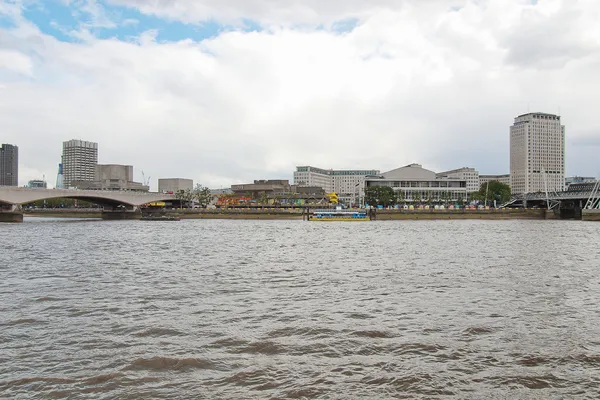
0,187 -> 175,222
505,182 -> 600,219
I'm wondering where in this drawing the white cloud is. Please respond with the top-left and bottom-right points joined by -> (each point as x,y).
0,49 -> 33,75
1,0 -> 600,189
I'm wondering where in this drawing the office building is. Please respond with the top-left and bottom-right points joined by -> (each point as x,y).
294,166 -> 379,205
480,174 -> 511,187
510,112 -> 565,194
437,167 -> 480,192
61,139 -> 98,188
0,144 -> 18,186
158,178 -> 193,193
366,163 -> 468,202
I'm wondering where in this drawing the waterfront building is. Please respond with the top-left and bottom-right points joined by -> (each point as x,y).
480,174 -> 511,188
294,166 -> 380,206
565,176 -> 596,189
0,144 -> 18,186
158,178 -> 193,194
72,164 -> 148,191
510,112 -> 565,194
61,139 -> 98,188
366,163 -> 468,203
294,166 -> 334,193
436,167 -> 480,193
231,179 -> 324,199
27,179 -> 47,188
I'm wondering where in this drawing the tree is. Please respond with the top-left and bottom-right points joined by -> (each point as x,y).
397,190 -> 405,205
472,181 -> 511,206
365,186 -> 396,207
175,190 -> 186,209
193,184 -> 213,208
413,191 -> 422,205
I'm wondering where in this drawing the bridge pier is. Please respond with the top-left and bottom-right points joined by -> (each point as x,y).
101,206 -> 142,220
0,205 -> 23,223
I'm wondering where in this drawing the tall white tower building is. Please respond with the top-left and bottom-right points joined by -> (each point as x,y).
61,139 -> 98,188
510,112 -> 565,194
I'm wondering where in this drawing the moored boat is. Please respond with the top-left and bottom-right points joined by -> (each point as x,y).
309,208 -> 369,221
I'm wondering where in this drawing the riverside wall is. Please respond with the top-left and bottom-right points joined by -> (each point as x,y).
22,208 -> 555,221
582,209 -> 600,221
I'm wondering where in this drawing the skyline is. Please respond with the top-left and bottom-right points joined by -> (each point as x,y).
2,0 -> 600,189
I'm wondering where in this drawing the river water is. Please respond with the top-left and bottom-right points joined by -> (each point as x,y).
1,218 -> 600,399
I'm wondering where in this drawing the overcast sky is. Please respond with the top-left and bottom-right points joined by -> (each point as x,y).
1,0 -> 599,189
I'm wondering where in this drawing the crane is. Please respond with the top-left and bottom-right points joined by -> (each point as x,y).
142,171 -> 151,187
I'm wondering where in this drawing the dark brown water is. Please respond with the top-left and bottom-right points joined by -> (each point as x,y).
1,218 -> 600,399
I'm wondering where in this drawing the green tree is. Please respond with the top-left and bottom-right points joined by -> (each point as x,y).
192,184 -> 212,208
396,190 -> 405,205
175,189 -> 186,209
473,181 -> 511,206
413,191 -> 421,205
365,186 -> 396,207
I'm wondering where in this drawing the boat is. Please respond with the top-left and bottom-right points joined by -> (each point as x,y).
309,208 -> 370,221
141,214 -> 181,221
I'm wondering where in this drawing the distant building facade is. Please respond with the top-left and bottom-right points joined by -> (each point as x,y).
62,139 -> 98,188
27,180 -> 47,188
437,167 -> 480,193
565,176 -> 596,189
294,166 -> 379,205
72,164 -> 148,191
480,174 -> 511,187
510,112 -> 565,194
158,178 -> 193,193
0,144 -> 18,186
366,163 -> 468,203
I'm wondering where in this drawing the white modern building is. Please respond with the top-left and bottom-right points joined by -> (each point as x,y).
510,112 -> 565,194
61,139 -> 98,188
436,167 -> 480,193
294,166 -> 379,205
480,174 -> 511,187
366,163 -> 469,203
158,178 -> 193,194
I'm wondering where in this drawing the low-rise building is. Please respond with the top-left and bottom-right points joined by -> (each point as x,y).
73,164 -> 148,191
158,178 -> 193,194
565,176 -> 596,188
480,174 -> 511,188
436,167 -> 480,193
366,163 -> 468,203
27,180 -> 47,188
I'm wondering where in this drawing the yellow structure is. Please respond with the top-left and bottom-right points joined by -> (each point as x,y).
326,192 -> 338,204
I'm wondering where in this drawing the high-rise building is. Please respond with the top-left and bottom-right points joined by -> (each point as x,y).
61,139 -> 98,188
0,144 -> 18,186
56,163 -> 64,189
510,112 -> 565,194
293,166 -> 379,205
436,167 -> 480,193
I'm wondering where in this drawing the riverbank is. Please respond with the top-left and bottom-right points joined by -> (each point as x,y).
21,208 -> 558,221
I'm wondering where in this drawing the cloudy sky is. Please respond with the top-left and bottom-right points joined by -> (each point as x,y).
1,0 -> 599,189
